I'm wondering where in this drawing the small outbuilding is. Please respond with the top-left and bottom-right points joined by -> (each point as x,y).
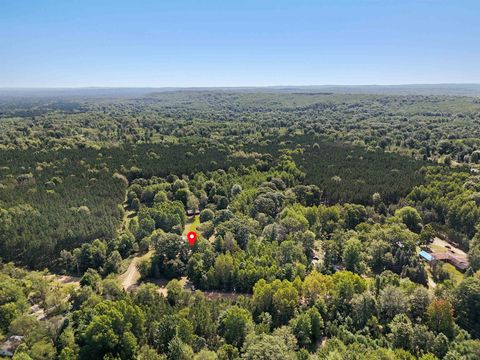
419,250 -> 433,262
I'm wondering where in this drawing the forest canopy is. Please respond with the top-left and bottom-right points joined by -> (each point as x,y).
1,90 -> 480,360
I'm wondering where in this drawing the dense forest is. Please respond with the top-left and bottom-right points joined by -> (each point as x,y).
1,90 -> 480,359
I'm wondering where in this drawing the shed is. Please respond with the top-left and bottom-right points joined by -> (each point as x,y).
419,250 -> 433,262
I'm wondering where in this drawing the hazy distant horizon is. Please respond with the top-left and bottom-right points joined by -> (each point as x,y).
2,83 -> 480,98
1,83 -> 480,90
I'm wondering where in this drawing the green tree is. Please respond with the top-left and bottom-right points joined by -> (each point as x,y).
390,314 -> 413,350
455,277 -> 480,336
168,336 -> 194,360
409,286 -> 431,321
378,285 -> 408,323
166,279 -> 184,307
272,281 -> 299,326
289,312 -> 312,349
351,292 -> 376,329
78,300 -> 145,360
242,333 -> 296,360
395,206 -> 422,233
342,203 -> 368,229
200,209 -> 215,223
427,299 -> 455,338
343,237 -> 363,273
432,333 -> 449,359
468,243 -> 480,272
218,306 -> 253,348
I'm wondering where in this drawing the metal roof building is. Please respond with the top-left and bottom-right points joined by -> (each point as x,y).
419,250 -> 433,262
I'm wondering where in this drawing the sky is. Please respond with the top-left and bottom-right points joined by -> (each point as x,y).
1,0 -> 479,87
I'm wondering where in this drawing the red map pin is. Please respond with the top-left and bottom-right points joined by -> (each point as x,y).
187,231 -> 197,246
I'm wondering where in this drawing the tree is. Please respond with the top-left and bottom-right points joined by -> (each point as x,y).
104,250 -> 122,274
368,239 -> 392,273
154,315 -> 178,353
216,344 -> 239,360
302,271 -> 333,305
175,188 -> 190,206
331,271 -> 366,311
78,300 -> 145,360
343,237 -> 363,273
12,353 -> 34,360
432,333 -> 449,359
351,292 -> 376,329
272,281 -> 299,326
200,209 -> 215,223
427,299 -> 455,338
444,155 -> 452,166
166,279 -> 184,307
419,224 -> 435,246
59,250 -> 77,274
289,307 -> 323,350
390,314 -> 413,350
342,204 -> 368,229
189,293 -> 216,341
152,232 -> 187,278
231,184 -> 242,198
218,306 -> 253,348
0,280 -> 28,332
468,243 -> 480,272
137,345 -> 166,359
153,191 -> 168,205
80,268 -> 101,288
194,349 -> 218,360
117,231 -> 136,258
256,312 -> 272,334
409,286 -> 431,321
168,336 -> 194,360
28,340 -> 56,360
395,207 -> 422,233
378,285 -> 407,323
289,312 -> 312,349
410,324 -> 435,356
292,230 -> 315,255
149,201 -> 186,233
253,279 -> 275,315
242,333 -> 296,360
455,277 -> 480,336
372,192 -> 382,207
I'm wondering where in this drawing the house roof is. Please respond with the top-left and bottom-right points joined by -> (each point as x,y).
419,250 -> 433,261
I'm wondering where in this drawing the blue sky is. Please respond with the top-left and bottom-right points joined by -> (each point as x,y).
1,0 -> 479,87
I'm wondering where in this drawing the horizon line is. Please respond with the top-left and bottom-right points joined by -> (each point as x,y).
1,83 -> 480,90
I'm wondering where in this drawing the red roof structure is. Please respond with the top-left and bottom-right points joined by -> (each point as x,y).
432,251 -> 469,272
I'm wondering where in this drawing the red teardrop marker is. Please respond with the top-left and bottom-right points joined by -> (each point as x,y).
187,231 -> 197,246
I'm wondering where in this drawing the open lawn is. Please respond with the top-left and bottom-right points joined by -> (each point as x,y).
183,215 -> 200,235
430,244 -> 448,253
443,263 -> 464,284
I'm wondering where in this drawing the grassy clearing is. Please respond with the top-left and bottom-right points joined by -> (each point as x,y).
430,244 -> 448,253
183,215 -> 200,235
443,263 -> 464,284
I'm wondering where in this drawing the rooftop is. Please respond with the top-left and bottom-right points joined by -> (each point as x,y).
419,250 -> 433,262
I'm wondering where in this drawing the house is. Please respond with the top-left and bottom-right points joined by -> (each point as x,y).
432,252 -> 469,272
0,336 -> 23,357
421,248 -> 469,272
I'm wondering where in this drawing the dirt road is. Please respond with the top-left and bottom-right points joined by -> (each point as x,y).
118,250 -> 154,291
